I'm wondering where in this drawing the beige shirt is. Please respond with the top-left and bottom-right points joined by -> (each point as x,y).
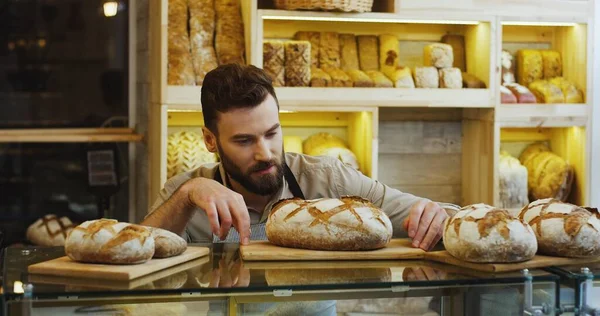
149,152 -> 427,242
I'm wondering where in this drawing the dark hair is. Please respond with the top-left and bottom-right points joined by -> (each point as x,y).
201,64 -> 279,133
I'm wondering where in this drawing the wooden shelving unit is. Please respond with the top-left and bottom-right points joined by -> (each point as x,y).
149,0 -> 596,207
0,128 -> 143,143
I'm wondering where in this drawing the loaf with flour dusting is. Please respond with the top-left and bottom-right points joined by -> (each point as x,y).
518,198 -> 600,257
266,196 -> 393,251
148,227 -> 187,258
443,204 -> 537,263
65,219 -> 155,264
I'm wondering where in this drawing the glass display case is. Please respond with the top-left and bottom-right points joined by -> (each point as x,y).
2,243 -> 561,316
546,262 -> 600,315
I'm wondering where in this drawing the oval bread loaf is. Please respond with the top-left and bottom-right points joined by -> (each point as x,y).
443,204 -> 538,263
266,196 -> 393,251
26,214 -> 76,247
65,219 -> 155,264
518,198 -> 600,257
148,226 -> 187,258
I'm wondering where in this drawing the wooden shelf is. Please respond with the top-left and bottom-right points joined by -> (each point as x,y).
495,104 -> 590,127
0,128 -> 143,143
166,86 -> 492,108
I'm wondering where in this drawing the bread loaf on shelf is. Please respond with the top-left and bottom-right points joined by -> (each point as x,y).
365,70 -> 393,87
148,227 -> 187,258
423,43 -> 453,69
462,72 -> 486,88
319,32 -> 341,69
498,152 -> 529,210
263,40 -> 285,87
529,80 -> 565,103
519,143 -> 573,201
65,219 -> 155,264
519,199 -> 600,258
323,66 -> 353,87
443,204 -> 537,263
294,31 -> 320,68
414,67 -> 439,88
339,34 -> 359,71
387,66 -> 415,88
266,196 -> 393,251
310,66 -> 331,87
357,35 -> 379,71
500,86 -> 517,103
441,34 -> 466,71
541,50 -> 562,79
346,69 -> 374,87
215,0 -> 245,65
167,131 -> 216,179
189,0 -> 218,85
504,83 -> 536,103
27,214 -> 75,247
284,40 -> 311,87
439,68 -> 462,89
549,77 -> 584,103
517,49 -> 543,87
501,50 -> 516,85
167,0 -> 195,85
379,34 -> 399,78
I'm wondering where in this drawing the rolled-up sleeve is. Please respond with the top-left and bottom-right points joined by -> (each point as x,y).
331,159 -> 428,238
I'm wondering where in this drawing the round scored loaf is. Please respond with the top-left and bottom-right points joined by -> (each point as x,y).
65,219 -> 155,264
443,204 -> 538,263
26,214 -> 76,247
266,196 -> 393,251
147,226 -> 187,258
518,198 -> 600,258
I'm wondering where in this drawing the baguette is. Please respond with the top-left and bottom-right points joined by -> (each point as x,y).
167,0 -> 195,85
215,0 -> 245,65
188,0 -> 218,85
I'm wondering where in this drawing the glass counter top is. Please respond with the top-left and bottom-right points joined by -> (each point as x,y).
2,243 -> 559,300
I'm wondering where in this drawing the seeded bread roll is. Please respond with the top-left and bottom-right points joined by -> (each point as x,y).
294,31 -> 320,68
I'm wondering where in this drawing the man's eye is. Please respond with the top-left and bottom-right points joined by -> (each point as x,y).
236,139 -> 252,145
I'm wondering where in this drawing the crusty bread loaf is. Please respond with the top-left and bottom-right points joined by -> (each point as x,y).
346,69 -> 374,87
266,196 -> 393,251
500,85 -> 517,103
65,219 -> 155,264
529,80 -> 564,103
414,67 -> 438,88
310,67 -> 331,87
365,70 -> 393,87
549,77 -> 584,103
519,198 -> 600,258
519,143 -> 573,201
284,41 -> 311,87
167,0 -> 195,85
439,68 -> 462,89
148,227 -> 187,258
294,31 -> 320,68
462,72 -> 486,88
263,40 -> 285,87
319,32 -> 340,69
339,34 -> 359,71
215,0 -> 245,65
323,66 -> 352,87
443,204 -> 537,263
27,214 -> 75,247
541,50 -> 562,79
504,83 -> 536,103
379,34 -> 399,79
498,151 -> 529,210
517,49 -> 543,87
357,35 -> 379,71
189,0 -> 218,85
423,43 -> 453,69
387,66 -> 415,88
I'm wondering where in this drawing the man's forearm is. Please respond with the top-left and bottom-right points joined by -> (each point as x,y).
140,184 -> 194,236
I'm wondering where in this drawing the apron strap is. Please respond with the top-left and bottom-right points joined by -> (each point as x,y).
213,164 -> 305,199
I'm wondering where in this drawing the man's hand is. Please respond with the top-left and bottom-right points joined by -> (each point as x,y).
402,200 -> 448,251
185,177 -> 251,245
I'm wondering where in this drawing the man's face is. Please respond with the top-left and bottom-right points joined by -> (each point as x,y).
210,94 -> 284,196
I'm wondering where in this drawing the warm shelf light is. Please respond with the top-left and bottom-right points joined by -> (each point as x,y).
13,281 -> 23,294
262,15 -> 480,25
103,1 -> 119,17
501,21 -> 578,26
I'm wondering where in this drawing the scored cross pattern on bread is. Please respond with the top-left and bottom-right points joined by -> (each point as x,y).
39,214 -> 75,239
27,214 -> 76,246
72,219 -> 151,251
447,207 -> 516,240
518,198 -> 600,257
266,196 -> 393,251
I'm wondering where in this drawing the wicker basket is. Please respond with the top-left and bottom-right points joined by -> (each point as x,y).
274,0 -> 374,13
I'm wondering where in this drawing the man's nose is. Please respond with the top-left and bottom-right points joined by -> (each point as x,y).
254,138 -> 273,161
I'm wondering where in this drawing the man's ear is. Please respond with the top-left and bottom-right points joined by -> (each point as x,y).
202,127 -> 217,153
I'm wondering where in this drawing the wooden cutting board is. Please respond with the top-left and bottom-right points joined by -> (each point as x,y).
28,256 -> 210,290
425,251 -> 600,273
240,239 -> 425,261
28,247 -> 210,281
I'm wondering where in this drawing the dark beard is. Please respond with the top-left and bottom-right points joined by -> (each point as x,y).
217,146 -> 285,196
